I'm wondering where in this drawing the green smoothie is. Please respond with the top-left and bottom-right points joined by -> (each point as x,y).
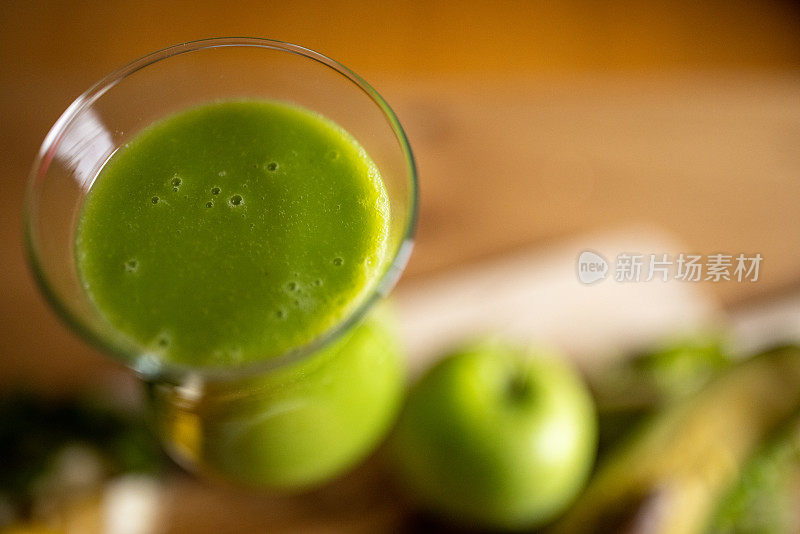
76,100 -> 389,367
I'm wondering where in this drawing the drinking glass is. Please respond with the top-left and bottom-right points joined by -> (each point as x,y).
24,38 -> 418,488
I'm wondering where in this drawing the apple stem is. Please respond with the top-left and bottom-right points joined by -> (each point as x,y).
508,368 -> 535,403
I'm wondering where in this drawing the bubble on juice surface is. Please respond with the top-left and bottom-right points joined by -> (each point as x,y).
171,176 -> 182,191
313,278 -> 323,287
276,309 -> 286,319
206,201 -> 214,208
151,196 -> 160,204
229,195 -> 243,207
211,187 -> 220,195
218,170 -> 227,177
267,162 -> 278,171
333,257 -> 344,266
124,259 -> 139,273
286,281 -> 298,292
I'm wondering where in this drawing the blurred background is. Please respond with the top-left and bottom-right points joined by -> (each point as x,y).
2,1 -> 800,532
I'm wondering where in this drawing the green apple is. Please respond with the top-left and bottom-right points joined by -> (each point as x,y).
150,307 -> 406,489
391,340 -> 597,530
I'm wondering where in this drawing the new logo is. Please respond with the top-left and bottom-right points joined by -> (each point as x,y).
577,250 -> 609,284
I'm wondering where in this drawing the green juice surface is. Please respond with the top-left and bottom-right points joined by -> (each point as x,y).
76,100 -> 389,367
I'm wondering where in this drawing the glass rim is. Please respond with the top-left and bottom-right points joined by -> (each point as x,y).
24,37 -> 419,383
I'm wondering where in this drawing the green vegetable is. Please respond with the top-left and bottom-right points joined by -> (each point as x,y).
590,332 -> 731,456
706,412 -> 800,533
0,391 -> 165,518
551,345 -> 800,534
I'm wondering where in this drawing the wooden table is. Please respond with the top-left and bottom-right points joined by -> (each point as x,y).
2,1 -> 800,532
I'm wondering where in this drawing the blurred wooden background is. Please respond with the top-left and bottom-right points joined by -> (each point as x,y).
2,0 -> 800,392
1,1 -> 800,531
